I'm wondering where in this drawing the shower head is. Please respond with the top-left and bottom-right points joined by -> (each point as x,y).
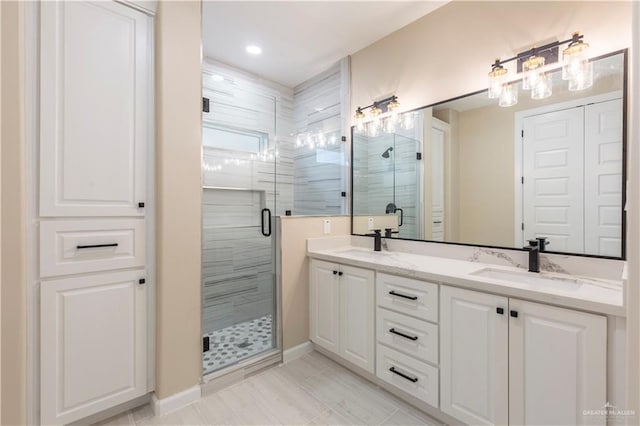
381,147 -> 394,158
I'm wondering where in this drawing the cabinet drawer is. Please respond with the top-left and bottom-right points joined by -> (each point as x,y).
376,273 -> 438,322
40,219 -> 145,277
376,344 -> 439,408
377,308 -> 438,365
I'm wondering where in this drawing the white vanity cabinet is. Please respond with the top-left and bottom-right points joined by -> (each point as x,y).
38,1 -> 153,424
440,285 -> 607,426
375,273 -> 440,408
310,259 -> 375,372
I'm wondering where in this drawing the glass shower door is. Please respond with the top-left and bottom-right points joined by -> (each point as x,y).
201,94 -> 278,375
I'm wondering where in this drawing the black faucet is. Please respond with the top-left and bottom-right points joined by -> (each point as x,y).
524,239 -> 540,273
536,237 -> 549,252
384,228 -> 399,238
367,229 -> 382,251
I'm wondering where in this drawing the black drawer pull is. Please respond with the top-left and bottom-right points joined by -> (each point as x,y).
389,367 -> 418,383
389,290 -> 418,301
510,310 -> 518,318
389,328 -> 418,341
496,307 -> 504,315
77,243 -> 118,250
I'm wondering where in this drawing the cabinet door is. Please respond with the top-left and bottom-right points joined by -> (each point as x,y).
339,265 -> 375,373
40,1 -> 150,217
41,271 -> 147,425
309,259 -> 340,354
440,286 -> 508,425
509,299 -> 607,426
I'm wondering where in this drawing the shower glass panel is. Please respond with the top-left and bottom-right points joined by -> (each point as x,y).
353,133 -> 421,239
201,89 -> 279,375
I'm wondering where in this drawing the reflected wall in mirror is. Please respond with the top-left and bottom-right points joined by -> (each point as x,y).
352,51 -> 626,258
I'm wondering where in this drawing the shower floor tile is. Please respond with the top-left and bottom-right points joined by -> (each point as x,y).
203,314 -> 273,374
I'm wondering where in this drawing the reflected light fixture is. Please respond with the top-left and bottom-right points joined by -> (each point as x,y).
498,83 -> 518,107
487,32 -> 591,107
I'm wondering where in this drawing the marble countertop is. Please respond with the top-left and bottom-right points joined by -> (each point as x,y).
307,243 -> 625,317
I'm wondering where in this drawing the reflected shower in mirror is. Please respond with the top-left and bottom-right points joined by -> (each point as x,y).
352,50 -> 626,258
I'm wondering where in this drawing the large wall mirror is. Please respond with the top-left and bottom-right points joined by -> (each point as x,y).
352,50 -> 627,259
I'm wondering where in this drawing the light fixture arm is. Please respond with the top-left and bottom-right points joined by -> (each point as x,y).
491,33 -> 585,69
355,95 -> 398,115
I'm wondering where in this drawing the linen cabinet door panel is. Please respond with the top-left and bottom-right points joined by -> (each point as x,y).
440,285 -> 509,426
41,271 -> 147,425
40,219 -> 145,277
309,259 -> 340,354
339,265 -> 375,373
508,299 -> 607,426
40,1 -> 149,217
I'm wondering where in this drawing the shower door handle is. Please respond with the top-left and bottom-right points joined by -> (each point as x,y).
261,208 -> 272,237
395,208 -> 404,227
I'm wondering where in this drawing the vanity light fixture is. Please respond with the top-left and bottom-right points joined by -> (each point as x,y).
487,32 -> 591,106
353,95 -> 412,134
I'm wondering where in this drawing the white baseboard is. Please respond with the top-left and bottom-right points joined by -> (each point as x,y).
152,385 -> 201,416
283,341 -> 313,363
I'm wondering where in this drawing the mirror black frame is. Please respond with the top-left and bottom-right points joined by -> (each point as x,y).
350,49 -> 628,260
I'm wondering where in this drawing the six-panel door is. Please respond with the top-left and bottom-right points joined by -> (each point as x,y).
41,271 -> 147,425
440,285 -> 509,425
40,1 -> 149,217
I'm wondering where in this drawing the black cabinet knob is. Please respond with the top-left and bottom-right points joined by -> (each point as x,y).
333,270 -> 338,275
138,202 -> 145,208
338,271 -> 343,276
510,310 -> 518,318
496,307 -> 504,315
138,278 -> 146,285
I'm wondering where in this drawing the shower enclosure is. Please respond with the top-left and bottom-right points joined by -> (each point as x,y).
353,132 -> 421,239
201,74 -> 285,376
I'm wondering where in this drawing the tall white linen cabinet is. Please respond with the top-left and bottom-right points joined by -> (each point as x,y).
35,1 -> 154,424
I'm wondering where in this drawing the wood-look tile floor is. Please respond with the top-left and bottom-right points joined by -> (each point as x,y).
95,351 -> 443,426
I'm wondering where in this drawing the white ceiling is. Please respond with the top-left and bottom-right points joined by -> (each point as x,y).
202,1 -> 448,88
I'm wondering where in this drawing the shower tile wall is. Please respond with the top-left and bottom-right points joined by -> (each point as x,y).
292,58 -> 349,215
202,60 -> 295,334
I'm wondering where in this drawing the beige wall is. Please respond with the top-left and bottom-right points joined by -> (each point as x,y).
155,1 -> 203,400
351,1 -> 631,114
280,216 -> 351,350
1,2 -> 26,425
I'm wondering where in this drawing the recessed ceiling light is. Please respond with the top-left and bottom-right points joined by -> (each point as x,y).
211,74 -> 224,82
246,45 -> 262,55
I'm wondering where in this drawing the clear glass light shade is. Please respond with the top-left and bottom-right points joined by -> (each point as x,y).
367,119 -> 380,137
531,73 -> 552,100
384,116 -> 396,134
562,40 -> 589,80
354,110 -> 365,133
522,56 -> 545,90
488,66 -> 507,99
498,83 -> 518,107
401,112 -> 414,130
568,61 -> 593,91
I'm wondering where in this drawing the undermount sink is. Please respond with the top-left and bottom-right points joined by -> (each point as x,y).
471,267 -> 585,290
